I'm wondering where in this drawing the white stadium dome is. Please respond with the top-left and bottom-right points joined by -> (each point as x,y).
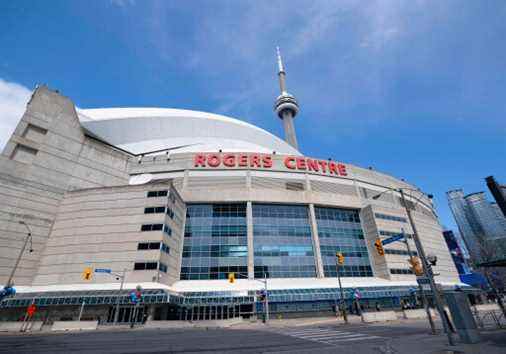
77,108 -> 301,156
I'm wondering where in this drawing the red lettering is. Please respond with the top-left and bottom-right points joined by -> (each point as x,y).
307,159 -> 319,172
223,154 -> 236,167
250,154 -> 261,168
337,163 -> 348,176
262,155 -> 273,168
194,154 -> 206,167
207,154 -> 221,167
238,154 -> 248,167
296,157 -> 306,170
284,156 -> 296,169
328,161 -> 338,175
318,160 -> 328,173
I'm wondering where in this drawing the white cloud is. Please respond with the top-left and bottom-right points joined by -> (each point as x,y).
0,79 -> 31,151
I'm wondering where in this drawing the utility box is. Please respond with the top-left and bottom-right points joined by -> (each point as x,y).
444,291 -> 481,344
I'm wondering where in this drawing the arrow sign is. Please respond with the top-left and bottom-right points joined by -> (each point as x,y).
381,234 -> 405,246
94,268 -> 112,273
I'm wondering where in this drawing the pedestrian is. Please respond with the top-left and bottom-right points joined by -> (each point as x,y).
375,302 -> 381,312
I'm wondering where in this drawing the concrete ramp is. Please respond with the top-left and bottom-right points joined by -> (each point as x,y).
51,320 -> 98,331
361,311 -> 398,323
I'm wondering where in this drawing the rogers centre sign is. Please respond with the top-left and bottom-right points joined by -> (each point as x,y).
193,153 -> 348,177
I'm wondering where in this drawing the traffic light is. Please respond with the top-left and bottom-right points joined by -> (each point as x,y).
374,239 -> 385,256
82,267 -> 93,281
336,252 -> 345,265
228,272 -> 235,284
408,256 -> 424,276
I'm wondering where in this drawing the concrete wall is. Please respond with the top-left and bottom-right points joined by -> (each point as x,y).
32,181 -> 185,286
0,86 -> 130,286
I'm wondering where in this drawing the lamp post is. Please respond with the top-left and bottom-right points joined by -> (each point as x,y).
335,255 -> 348,324
5,221 -> 33,287
372,188 -> 455,346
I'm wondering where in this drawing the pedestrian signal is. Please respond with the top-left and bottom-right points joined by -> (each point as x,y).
228,272 -> 235,284
82,267 -> 93,281
374,239 -> 385,256
336,252 -> 345,265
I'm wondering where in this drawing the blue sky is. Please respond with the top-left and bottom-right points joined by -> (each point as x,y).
1,0 -> 505,230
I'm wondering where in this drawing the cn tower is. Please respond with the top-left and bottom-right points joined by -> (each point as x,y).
274,47 -> 300,150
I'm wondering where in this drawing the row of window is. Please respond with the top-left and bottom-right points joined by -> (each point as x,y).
390,268 -> 413,275
253,265 -> 316,279
147,190 -> 168,198
384,249 -> 417,256
185,225 -> 247,238
323,265 -> 373,277
133,261 -> 167,273
140,224 -> 173,236
379,230 -> 413,239
137,241 -> 170,254
182,245 -> 248,258
144,206 -> 165,214
180,266 -> 248,280
374,213 -> 407,223
253,245 -> 314,257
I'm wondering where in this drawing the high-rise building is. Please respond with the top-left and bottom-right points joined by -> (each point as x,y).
447,188 -> 506,264
446,190 -> 485,260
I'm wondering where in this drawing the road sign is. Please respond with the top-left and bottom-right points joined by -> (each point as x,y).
381,234 -> 404,246
416,277 -> 430,285
94,268 -> 111,273
27,304 -> 36,317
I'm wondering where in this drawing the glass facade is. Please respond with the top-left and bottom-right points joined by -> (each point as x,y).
316,206 -> 373,277
253,204 -> 316,278
181,203 -> 248,280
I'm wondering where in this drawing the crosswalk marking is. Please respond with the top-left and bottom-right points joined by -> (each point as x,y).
274,326 -> 383,346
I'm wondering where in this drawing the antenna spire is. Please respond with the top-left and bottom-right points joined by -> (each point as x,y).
276,46 -> 285,73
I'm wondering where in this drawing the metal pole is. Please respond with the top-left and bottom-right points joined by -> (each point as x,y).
78,300 -> 85,321
402,228 -> 436,334
113,269 -> 126,325
336,263 -> 348,323
6,222 -> 32,287
264,273 -> 269,322
483,269 -> 506,317
400,189 -> 454,346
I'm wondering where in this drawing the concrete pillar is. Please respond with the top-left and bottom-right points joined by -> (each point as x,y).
247,201 -> 254,279
308,203 -> 325,278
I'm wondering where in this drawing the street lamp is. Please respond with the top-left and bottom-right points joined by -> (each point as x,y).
5,221 -> 33,288
372,188 -> 455,346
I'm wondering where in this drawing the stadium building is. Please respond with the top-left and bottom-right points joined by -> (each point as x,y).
0,52 -> 461,323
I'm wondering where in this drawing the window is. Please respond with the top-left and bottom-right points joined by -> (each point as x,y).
384,249 -> 417,256
161,243 -> 170,254
316,206 -> 373,278
374,213 -> 407,223
168,192 -> 176,204
147,190 -> 168,198
159,262 -> 168,273
253,204 -> 316,279
379,230 -> 413,239
134,262 -> 158,270
137,243 -> 149,250
181,203 -> 248,280
390,268 -> 413,275
166,207 -> 175,219
286,182 -> 305,191
144,206 -> 165,214
164,225 -> 172,236
140,224 -> 164,231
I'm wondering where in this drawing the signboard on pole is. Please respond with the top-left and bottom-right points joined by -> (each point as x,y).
381,234 -> 404,246
94,268 -> 112,274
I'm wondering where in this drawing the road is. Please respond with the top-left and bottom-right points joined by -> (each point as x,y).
0,320 -> 505,354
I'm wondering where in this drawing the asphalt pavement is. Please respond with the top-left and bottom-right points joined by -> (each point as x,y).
0,320 -> 505,354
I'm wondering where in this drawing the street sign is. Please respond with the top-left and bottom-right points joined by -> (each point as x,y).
381,234 -> 404,246
416,277 -> 430,285
94,268 -> 111,273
